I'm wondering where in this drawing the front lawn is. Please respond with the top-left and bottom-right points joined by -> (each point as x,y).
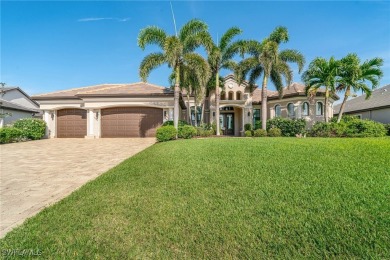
1,138 -> 389,258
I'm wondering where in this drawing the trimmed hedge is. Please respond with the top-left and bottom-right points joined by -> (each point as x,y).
0,127 -> 25,144
310,118 -> 386,137
245,130 -> 252,137
253,129 -> 267,137
156,126 -> 177,142
383,124 -> 390,136
268,128 -> 282,137
13,118 -> 46,140
196,127 -> 214,137
267,117 -> 306,137
178,125 -> 197,139
244,124 -> 252,131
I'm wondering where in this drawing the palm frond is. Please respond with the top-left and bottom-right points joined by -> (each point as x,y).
219,27 -> 242,51
279,49 -> 305,73
268,26 -> 289,44
139,52 -> 166,81
138,26 -> 167,50
179,19 -> 208,43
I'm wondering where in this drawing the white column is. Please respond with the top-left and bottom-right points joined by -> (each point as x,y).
87,109 -> 95,138
168,108 -> 174,121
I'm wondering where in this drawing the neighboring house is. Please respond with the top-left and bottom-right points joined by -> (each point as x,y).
0,87 -> 41,127
33,76 -> 338,138
333,84 -> 390,124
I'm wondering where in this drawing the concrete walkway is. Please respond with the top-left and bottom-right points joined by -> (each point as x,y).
0,138 -> 155,238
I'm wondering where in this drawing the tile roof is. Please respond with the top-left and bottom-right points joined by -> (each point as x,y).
32,82 -> 173,99
251,82 -> 331,103
333,84 -> 390,114
0,99 -> 40,113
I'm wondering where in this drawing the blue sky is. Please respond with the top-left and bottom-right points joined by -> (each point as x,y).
1,1 -> 390,96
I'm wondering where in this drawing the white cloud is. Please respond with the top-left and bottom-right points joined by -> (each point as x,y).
77,17 -> 130,22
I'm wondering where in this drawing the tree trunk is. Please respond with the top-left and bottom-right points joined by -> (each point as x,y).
186,93 -> 191,124
337,86 -> 350,123
324,88 -> 329,123
174,66 -> 180,131
261,75 -> 268,130
200,97 -> 205,125
194,90 -> 198,127
215,71 -> 220,135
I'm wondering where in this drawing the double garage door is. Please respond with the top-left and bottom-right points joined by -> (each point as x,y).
56,107 -> 162,138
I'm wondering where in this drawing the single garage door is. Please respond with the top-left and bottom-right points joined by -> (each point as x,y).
57,109 -> 87,138
101,107 -> 163,137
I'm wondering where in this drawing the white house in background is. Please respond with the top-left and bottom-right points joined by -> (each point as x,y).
333,84 -> 390,124
33,75 -> 338,138
0,87 -> 41,127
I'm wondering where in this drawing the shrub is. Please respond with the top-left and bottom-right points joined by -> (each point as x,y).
0,127 -> 24,144
178,125 -> 197,139
162,120 -> 189,127
266,118 -> 306,137
384,124 -> 390,136
310,119 -> 386,137
253,129 -> 267,137
156,126 -> 177,142
13,118 -> 46,140
245,130 -> 252,137
254,121 -> 262,130
268,128 -> 282,137
196,127 -> 214,137
244,123 -> 252,131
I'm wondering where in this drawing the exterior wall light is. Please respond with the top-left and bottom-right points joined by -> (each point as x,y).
247,111 -> 251,117
50,111 -> 54,120
95,111 -> 99,119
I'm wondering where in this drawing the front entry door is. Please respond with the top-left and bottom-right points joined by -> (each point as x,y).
220,113 -> 234,135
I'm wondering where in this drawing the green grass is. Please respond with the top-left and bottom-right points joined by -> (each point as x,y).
1,138 -> 389,258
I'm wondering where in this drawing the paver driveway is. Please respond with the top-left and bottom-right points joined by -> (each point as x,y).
0,138 -> 155,238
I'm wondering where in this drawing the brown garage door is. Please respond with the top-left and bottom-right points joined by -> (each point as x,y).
57,109 -> 87,138
101,107 -> 163,137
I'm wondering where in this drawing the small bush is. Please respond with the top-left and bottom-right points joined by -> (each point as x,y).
178,125 -> 197,139
13,118 -> 46,140
384,124 -> 390,136
244,123 -> 252,131
253,129 -> 267,137
268,128 -> 282,137
0,127 -> 24,144
162,120 -> 189,127
254,121 -> 262,130
197,127 -> 214,137
245,130 -> 252,137
267,118 -> 306,137
156,126 -> 177,142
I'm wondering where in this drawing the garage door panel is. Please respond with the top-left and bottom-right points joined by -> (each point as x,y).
101,107 -> 162,137
57,109 -> 87,138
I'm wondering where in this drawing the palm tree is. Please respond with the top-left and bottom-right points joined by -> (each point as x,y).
237,27 -> 305,130
138,19 -> 210,130
336,54 -> 383,123
301,57 -> 339,123
207,27 -> 247,135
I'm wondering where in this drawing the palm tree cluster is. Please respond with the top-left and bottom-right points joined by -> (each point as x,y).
302,54 -> 383,123
138,19 -> 383,132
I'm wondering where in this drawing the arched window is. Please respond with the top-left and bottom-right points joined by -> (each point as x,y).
220,91 -> 226,100
236,91 -> 242,100
302,102 -> 309,116
275,105 -> 281,117
316,102 -> 324,116
228,91 -> 234,100
287,103 -> 295,118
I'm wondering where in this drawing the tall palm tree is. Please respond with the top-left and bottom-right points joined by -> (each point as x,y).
237,27 -> 305,130
336,54 -> 383,123
207,27 -> 246,135
301,57 -> 339,123
138,19 -> 210,130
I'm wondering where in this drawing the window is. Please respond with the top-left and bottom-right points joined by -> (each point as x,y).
228,91 -> 234,100
275,105 -> 281,117
190,106 -> 202,126
287,103 -> 295,118
253,109 -> 261,126
236,91 -> 242,100
220,91 -> 226,100
316,102 -> 324,116
302,102 -> 309,116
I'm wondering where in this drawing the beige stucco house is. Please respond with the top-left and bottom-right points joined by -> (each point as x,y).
33,76 -> 337,138
333,84 -> 390,124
